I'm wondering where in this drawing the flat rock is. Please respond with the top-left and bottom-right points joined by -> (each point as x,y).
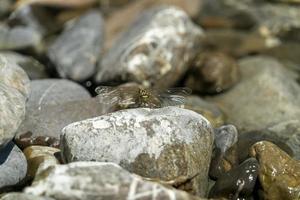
15,98 -> 107,144
0,193 -> 54,200
48,10 -> 104,81
250,141 -> 300,200
0,142 -> 27,190
96,6 -> 203,88
61,107 -> 214,196
25,162 -> 205,200
0,55 -> 29,147
211,56 -> 300,133
0,52 -> 48,80
26,79 -> 90,108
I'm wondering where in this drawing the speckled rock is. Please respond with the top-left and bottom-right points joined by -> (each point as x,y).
0,52 -> 48,79
61,107 -> 214,196
0,55 -> 29,147
96,6 -> 203,88
0,55 -> 30,97
250,141 -> 300,200
0,142 -> 27,190
48,10 -> 104,81
0,193 -> 54,200
25,162 -> 205,200
23,146 -> 60,179
105,0 -> 203,50
211,56 -> 300,133
184,95 -> 225,127
209,158 -> 259,199
0,24 -> 41,50
15,98 -> 107,147
185,52 -> 240,94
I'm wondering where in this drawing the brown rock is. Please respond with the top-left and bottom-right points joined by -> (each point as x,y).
250,141 -> 300,200
23,146 -> 60,179
185,52 -> 240,94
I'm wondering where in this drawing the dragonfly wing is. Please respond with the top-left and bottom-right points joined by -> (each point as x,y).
159,95 -> 186,107
163,87 -> 192,96
157,87 -> 191,107
95,86 -> 120,105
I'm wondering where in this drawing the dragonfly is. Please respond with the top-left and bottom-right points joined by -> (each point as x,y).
95,83 -> 192,109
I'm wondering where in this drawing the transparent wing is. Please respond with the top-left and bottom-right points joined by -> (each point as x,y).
95,86 -> 120,105
162,87 -> 192,96
157,87 -> 192,107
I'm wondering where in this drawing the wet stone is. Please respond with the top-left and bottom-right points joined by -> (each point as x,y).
250,141 -> 300,200
0,142 -> 27,190
237,120 -> 300,162
0,23 -> 41,50
48,10 -> 104,81
25,162 -> 206,200
0,55 -> 29,147
209,125 -> 239,179
211,56 -> 300,133
184,95 -> 225,128
209,158 -> 259,200
61,107 -> 214,196
15,98 -> 107,147
0,193 -> 54,200
96,6 -> 203,88
0,52 -> 48,80
185,52 -> 240,94
23,146 -> 60,179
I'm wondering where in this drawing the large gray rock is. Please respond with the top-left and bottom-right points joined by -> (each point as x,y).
211,56 -> 300,133
15,79 -> 91,142
96,6 -> 203,88
15,98 -> 107,144
48,10 -> 104,81
61,107 -> 214,196
0,193 -> 54,200
25,162 -> 205,200
26,79 -> 90,108
0,142 -> 27,190
0,55 -> 29,147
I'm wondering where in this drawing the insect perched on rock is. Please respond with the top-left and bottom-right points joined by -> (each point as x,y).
95,83 -> 192,109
